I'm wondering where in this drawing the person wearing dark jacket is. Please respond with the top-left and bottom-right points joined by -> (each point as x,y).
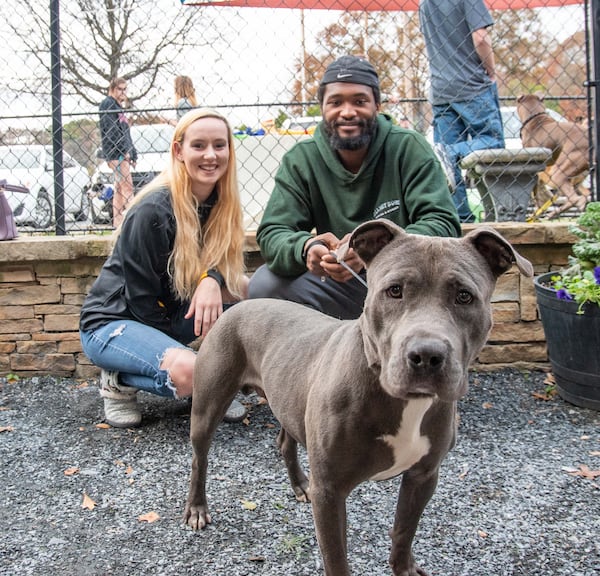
99,77 -> 138,227
81,109 -> 248,428
248,55 -> 461,319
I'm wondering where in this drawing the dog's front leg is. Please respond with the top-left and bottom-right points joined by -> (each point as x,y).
183,450 -> 211,530
310,483 -> 351,576
388,467 -> 439,576
183,400 -> 226,530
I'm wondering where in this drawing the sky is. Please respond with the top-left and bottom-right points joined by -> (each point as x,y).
0,3 -> 589,130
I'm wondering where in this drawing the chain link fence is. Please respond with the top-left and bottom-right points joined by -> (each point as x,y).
0,0 -> 595,234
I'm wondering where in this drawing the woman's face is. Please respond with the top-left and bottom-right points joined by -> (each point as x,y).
174,116 -> 229,201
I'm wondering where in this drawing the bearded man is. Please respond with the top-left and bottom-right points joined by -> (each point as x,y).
249,55 -> 461,319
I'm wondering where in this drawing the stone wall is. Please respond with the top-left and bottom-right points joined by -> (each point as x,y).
0,222 -> 577,379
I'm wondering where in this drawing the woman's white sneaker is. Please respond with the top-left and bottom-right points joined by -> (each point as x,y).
99,370 -> 141,428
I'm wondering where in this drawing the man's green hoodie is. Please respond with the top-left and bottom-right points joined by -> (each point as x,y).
256,113 -> 461,276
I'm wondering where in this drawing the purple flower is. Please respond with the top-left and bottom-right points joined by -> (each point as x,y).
594,266 -> 600,285
556,288 -> 573,301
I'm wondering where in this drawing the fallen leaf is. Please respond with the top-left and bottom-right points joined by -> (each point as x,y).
96,423 -> 111,429
138,511 -> 160,523
125,465 -> 134,475
0,406 -> 9,411
482,402 -> 493,409
543,373 -> 556,385
64,466 -> 79,476
590,451 -> 600,457
477,530 -> 488,538
458,466 -> 469,480
81,493 -> 96,510
532,391 -> 555,401
567,464 -> 600,480
580,435 -> 590,440
0,426 -> 14,433
241,499 -> 258,511
249,556 -> 265,562
265,423 -> 276,429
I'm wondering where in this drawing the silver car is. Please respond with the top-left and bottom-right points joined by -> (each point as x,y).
0,145 -> 90,229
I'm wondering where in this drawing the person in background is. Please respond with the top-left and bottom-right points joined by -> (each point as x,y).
80,108 -> 249,428
98,77 -> 138,228
248,54 -> 460,320
419,0 -> 505,223
173,75 -> 198,122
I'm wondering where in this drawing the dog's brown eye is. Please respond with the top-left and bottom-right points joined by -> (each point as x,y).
387,285 -> 403,299
456,290 -> 473,305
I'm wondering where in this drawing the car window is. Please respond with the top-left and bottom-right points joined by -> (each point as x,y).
501,109 -> 522,140
132,125 -> 174,154
0,148 -> 41,170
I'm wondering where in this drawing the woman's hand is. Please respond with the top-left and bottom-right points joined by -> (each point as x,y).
184,277 -> 223,337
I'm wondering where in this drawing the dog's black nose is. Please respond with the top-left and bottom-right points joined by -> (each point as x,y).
407,339 -> 447,372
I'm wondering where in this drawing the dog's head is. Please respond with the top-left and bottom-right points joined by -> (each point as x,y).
348,220 -> 533,402
516,93 -> 546,122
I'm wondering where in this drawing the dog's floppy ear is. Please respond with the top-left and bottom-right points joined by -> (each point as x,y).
465,226 -> 533,278
347,219 -> 405,266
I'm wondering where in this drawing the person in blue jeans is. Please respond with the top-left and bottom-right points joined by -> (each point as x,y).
420,0 -> 505,223
80,109 -> 249,428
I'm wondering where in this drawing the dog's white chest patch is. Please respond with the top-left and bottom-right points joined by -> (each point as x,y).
370,397 -> 433,481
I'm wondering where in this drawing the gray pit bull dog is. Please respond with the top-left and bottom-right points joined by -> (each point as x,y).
183,219 -> 533,576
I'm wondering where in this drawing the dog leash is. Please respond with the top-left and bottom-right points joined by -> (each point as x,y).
328,250 -> 368,288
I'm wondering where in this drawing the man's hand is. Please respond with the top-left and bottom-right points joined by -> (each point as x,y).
304,232 -> 365,283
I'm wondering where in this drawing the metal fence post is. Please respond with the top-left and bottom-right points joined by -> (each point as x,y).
50,0 -> 66,234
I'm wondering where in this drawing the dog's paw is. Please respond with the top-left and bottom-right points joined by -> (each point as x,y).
292,482 -> 311,503
183,504 -> 212,531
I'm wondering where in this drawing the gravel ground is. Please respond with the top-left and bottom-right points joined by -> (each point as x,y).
1,368 -> 599,576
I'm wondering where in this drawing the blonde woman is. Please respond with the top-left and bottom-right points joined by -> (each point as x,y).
80,109 -> 248,428
174,75 -> 198,120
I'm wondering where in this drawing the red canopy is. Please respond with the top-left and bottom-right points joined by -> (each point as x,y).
181,0 -> 583,10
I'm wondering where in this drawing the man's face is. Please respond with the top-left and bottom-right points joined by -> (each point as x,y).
110,83 -> 127,104
321,82 -> 379,151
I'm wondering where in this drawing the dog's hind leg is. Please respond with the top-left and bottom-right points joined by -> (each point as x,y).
277,428 -> 310,502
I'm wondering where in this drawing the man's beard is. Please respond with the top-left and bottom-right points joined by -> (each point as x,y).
323,115 -> 378,151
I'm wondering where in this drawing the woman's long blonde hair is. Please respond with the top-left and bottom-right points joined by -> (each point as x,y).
174,75 -> 198,107
127,108 -> 246,301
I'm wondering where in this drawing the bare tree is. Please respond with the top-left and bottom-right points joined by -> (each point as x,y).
3,0 -> 200,106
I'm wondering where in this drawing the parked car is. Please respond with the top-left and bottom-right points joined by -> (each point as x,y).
92,123 -> 174,200
277,116 -> 321,136
0,145 -> 90,229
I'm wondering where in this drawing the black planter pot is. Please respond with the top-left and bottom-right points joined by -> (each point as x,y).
534,272 -> 600,410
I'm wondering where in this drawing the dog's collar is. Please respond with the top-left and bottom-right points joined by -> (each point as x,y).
519,111 -> 548,138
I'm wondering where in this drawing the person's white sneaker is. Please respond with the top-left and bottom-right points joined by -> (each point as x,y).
222,398 -> 247,423
99,370 -> 141,428
433,143 -> 457,191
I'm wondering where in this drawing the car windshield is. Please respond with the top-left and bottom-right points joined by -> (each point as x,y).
132,125 -> 174,154
501,108 -> 522,140
0,148 -> 42,170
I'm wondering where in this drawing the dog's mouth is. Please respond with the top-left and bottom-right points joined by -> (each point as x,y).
405,391 -> 437,399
